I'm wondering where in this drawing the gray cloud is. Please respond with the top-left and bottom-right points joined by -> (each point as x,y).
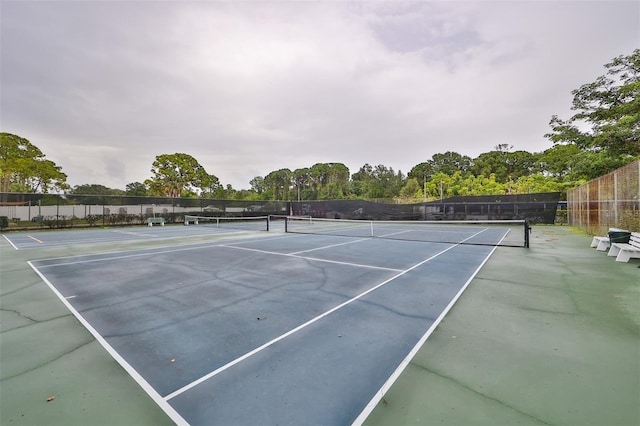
2,0 -> 638,190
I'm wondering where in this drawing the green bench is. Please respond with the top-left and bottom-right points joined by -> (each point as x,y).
146,217 -> 165,227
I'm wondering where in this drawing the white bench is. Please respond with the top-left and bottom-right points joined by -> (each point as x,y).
590,228 -> 628,251
591,236 -> 611,251
607,232 -> 640,262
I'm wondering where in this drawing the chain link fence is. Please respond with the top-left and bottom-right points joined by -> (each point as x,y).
567,159 -> 640,235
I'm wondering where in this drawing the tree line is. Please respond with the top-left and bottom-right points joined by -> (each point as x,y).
1,50 -> 638,202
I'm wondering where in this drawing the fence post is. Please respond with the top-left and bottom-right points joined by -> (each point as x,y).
613,169 -> 618,225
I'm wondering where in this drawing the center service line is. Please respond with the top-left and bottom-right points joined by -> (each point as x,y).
224,244 -> 403,272
163,243 -> 459,401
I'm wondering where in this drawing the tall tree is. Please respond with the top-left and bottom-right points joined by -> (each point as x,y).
424,172 -> 454,200
292,167 -> 311,201
324,162 -> 350,199
352,164 -> 404,199
430,151 -> 472,176
407,162 -> 435,183
537,144 -> 581,178
350,163 -> 374,198
470,146 -> 540,183
399,178 -> 422,202
264,168 -> 292,200
249,176 -> 265,195
145,153 -> 213,197
201,174 -> 222,198
309,163 -> 350,199
0,133 -> 68,193
70,184 -> 124,195
125,182 -> 148,196
545,49 -> 640,179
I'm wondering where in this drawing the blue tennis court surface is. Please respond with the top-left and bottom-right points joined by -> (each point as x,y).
28,229 -> 499,425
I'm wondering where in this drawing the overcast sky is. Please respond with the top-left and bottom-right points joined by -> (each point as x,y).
2,1 -> 638,191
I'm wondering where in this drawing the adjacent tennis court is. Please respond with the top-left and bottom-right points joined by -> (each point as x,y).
3,216 -> 270,249
21,218 -> 516,425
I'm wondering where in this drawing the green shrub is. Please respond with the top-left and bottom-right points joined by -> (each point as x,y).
86,215 -> 101,226
619,210 -> 639,232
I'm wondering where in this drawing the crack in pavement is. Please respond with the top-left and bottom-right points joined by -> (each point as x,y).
410,362 -> 553,425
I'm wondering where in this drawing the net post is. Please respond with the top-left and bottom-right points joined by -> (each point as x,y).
266,216 -> 270,232
524,219 -> 530,248
284,216 -> 289,233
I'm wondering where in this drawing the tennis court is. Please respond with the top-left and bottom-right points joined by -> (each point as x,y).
3,216 -> 270,250
21,218 -> 515,425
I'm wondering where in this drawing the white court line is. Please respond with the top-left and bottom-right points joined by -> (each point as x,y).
2,234 -> 20,250
223,244 -> 403,272
28,235 -> 44,244
13,234 -> 151,249
10,227 -> 262,251
288,237 -> 370,255
31,234 -> 287,268
377,226 -> 490,239
290,222 -> 371,236
27,261 -> 189,426
33,246 -> 206,268
163,243 -> 459,401
111,229 -> 160,238
352,230 -> 510,426
30,232 -> 349,268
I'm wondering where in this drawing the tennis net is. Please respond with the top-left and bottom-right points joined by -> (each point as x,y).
184,215 -> 269,231
285,217 -> 530,247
